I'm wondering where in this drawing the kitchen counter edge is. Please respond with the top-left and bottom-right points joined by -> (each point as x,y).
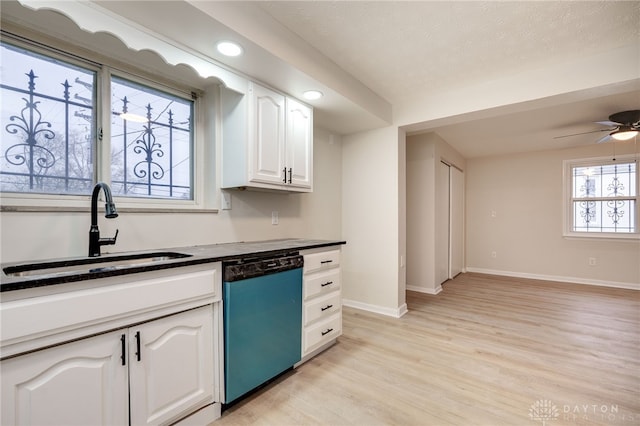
0,239 -> 346,292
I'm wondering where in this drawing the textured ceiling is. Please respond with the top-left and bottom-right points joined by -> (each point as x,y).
256,1 -> 640,105
4,0 -> 639,157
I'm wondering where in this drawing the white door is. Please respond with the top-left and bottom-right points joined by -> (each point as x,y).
129,306 -> 214,426
250,83 -> 286,185
285,97 -> 313,189
437,162 -> 464,284
436,161 -> 450,285
1,330 -> 128,426
450,166 -> 464,278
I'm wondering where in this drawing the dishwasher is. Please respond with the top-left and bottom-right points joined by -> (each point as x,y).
222,252 -> 303,404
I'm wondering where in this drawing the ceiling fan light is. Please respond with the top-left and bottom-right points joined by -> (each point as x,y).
611,130 -> 638,141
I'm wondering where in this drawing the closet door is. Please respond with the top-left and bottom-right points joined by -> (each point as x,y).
450,166 -> 464,278
436,162 -> 450,285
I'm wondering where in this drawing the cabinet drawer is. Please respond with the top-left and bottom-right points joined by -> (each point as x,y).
303,250 -> 340,274
303,314 -> 341,354
303,269 -> 340,300
304,291 -> 341,326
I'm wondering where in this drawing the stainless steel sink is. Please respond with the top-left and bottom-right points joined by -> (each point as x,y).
3,252 -> 192,278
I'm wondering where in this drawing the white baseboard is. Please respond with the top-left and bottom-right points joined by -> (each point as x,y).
342,299 -> 408,318
465,267 -> 640,291
406,284 -> 443,295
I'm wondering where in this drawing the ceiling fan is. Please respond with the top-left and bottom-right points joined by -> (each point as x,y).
555,109 -> 639,143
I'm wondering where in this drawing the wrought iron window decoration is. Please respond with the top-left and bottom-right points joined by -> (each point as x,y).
118,97 -> 167,196
4,70 -> 57,188
574,162 -> 636,233
1,58 -> 192,199
606,176 -> 626,225
112,93 -> 192,199
2,69 -> 93,192
578,176 -> 596,226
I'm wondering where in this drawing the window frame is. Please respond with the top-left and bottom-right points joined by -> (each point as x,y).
0,33 -> 210,212
563,154 -> 639,240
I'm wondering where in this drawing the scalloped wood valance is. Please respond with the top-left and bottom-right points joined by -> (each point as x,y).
18,0 -> 247,93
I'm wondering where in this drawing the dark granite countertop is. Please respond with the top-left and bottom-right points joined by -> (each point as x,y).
0,238 -> 345,293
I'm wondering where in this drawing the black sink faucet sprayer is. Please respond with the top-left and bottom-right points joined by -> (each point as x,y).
89,182 -> 119,257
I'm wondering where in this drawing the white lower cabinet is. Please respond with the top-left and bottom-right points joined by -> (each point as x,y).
1,263 -> 222,426
130,306 -> 214,426
1,306 -> 214,426
1,329 -> 128,426
300,247 -> 343,360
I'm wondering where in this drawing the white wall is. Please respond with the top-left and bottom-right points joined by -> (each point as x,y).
0,127 -> 342,263
406,132 -> 466,294
341,126 -> 406,317
466,143 -> 640,288
406,137 -> 436,293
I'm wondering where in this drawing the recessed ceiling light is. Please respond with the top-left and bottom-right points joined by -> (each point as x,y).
216,41 -> 243,57
303,90 -> 323,100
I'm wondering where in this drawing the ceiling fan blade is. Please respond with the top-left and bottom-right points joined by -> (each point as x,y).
554,128 -> 615,139
596,134 -> 612,144
595,120 -> 620,126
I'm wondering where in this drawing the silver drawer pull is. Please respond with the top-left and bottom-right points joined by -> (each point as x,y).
321,328 -> 334,336
321,304 -> 333,311
321,281 -> 333,287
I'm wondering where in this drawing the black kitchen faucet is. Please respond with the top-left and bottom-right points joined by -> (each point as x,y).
89,182 -> 119,257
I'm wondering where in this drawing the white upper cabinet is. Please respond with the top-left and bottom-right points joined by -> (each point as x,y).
286,97 -> 313,189
250,84 -> 286,186
222,81 -> 313,192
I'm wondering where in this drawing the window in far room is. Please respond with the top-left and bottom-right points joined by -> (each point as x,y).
565,155 -> 638,238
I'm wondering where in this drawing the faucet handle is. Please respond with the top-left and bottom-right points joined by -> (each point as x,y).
100,229 -> 119,246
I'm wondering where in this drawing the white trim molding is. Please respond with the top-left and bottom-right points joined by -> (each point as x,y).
342,299 -> 408,318
465,267 -> 640,291
406,284 -> 443,295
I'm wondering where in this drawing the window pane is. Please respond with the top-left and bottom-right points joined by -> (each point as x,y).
110,77 -> 193,199
1,42 -> 95,194
572,162 -> 636,198
573,200 -> 635,233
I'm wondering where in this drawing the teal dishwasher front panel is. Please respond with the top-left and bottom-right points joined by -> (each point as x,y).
223,267 -> 302,403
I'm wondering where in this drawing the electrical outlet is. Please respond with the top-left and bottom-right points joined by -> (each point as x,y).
271,211 -> 279,225
588,257 -> 597,266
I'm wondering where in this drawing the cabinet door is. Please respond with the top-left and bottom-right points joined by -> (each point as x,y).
249,83 -> 286,186
129,306 -> 214,426
1,330 -> 128,426
285,97 -> 313,189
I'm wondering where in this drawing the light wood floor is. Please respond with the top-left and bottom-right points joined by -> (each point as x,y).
212,273 -> 640,425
